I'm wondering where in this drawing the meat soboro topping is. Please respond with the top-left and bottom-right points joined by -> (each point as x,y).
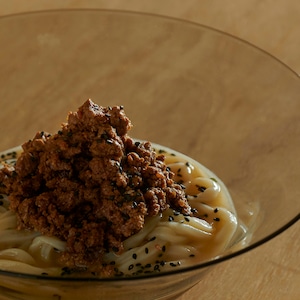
0,99 -> 191,270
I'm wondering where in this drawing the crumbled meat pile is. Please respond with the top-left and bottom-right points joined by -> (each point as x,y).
0,99 -> 191,272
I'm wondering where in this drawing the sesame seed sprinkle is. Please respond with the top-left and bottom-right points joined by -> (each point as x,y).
154,265 -> 160,271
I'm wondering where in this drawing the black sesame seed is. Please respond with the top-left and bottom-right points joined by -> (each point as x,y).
135,141 -> 140,147
214,208 -> 219,213
214,217 -> 220,222
145,247 -> 149,254
154,265 -> 160,271
170,262 -> 177,267
160,260 -> 166,266
189,254 -> 195,257
60,267 -> 72,276
173,210 -> 180,216
179,183 -> 186,189
162,245 -> 166,252
168,216 -> 174,222
121,213 -> 130,221
145,264 -> 151,268
132,253 -> 137,259
196,185 -> 206,192
128,264 -> 134,271
136,263 -> 142,267
101,132 -> 109,140
191,208 -> 198,214
184,217 -> 190,222
149,236 -> 156,241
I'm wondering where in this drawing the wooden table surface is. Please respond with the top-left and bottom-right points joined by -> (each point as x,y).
0,1 -> 299,300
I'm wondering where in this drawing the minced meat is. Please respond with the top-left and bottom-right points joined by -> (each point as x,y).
0,99 -> 191,271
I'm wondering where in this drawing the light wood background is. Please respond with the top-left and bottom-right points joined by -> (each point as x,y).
0,1 -> 299,300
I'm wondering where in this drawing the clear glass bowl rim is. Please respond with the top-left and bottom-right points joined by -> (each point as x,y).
0,8 -> 299,282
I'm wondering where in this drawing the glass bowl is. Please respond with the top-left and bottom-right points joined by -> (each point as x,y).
0,9 -> 299,300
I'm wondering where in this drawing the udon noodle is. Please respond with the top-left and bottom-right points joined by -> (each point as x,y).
0,144 -> 245,277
